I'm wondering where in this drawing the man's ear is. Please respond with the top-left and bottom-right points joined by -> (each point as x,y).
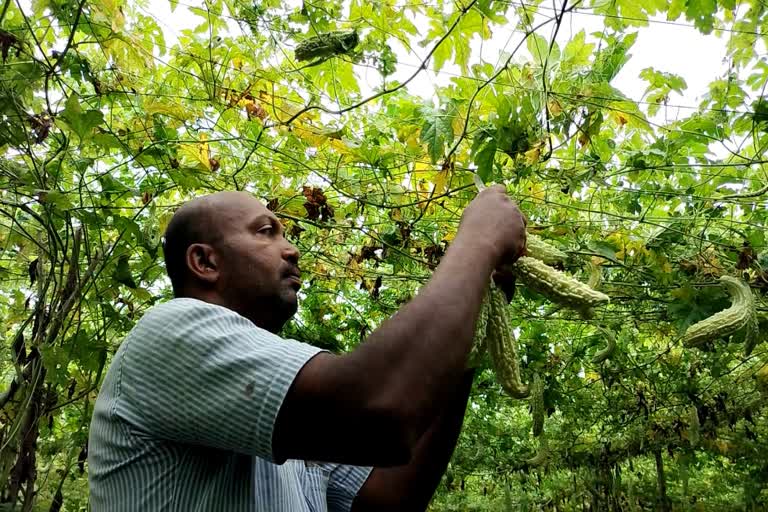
186,243 -> 220,284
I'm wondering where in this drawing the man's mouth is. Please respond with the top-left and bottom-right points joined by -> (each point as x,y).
285,270 -> 302,289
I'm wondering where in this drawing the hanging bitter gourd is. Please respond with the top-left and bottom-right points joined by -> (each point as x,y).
467,287 -> 491,368
587,261 -> 603,290
591,328 -> 617,364
688,406 -> 700,448
294,30 -> 359,62
525,234 -> 568,265
471,178 -> 607,316
683,276 -> 756,348
525,437 -> 548,467
743,309 -> 760,356
530,372 -> 544,437
509,256 -> 610,317
488,286 -> 530,399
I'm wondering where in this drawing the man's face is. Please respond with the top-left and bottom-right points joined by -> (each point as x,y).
213,194 -> 301,330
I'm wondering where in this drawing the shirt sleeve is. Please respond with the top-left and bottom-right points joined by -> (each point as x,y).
322,463 -> 374,512
114,298 -> 324,463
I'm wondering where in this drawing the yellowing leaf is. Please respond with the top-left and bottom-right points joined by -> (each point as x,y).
549,99 -> 563,116
292,123 -> 327,147
715,440 -> 733,455
179,133 -> 211,171
144,101 -> 191,121
452,111 -> 466,137
610,111 -> 629,127
405,131 -> 421,151
103,34 -> 153,71
524,146 -> 541,165
327,138 -> 352,155
412,160 -> 433,185
584,371 -> 601,383
524,181 -> 546,201
434,168 -> 449,196
92,0 -> 125,32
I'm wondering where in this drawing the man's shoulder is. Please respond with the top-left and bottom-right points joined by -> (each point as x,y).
132,298 -> 289,345
137,298 -> 242,330
121,299 -> 230,351
144,296 -> 228,316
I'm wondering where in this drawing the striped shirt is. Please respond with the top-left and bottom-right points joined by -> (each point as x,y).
88,298 -> 373,511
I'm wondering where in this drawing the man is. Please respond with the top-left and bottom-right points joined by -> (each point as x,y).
88,186 -> 527,511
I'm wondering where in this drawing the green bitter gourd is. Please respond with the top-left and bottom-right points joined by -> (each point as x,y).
683,276 -> 756,348
531,372 -> 544,437
488,286 -> 530,399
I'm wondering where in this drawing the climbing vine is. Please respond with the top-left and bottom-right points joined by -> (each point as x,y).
1,0 -> 768,510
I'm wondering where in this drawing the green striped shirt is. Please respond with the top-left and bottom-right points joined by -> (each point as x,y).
88,298 -> 372,511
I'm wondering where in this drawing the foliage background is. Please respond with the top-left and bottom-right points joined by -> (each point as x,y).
1,0 -> 768,510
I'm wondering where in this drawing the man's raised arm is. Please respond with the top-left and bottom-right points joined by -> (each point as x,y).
272,185 -> 526,467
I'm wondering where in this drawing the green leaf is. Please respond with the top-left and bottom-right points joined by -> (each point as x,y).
589,240 -> 620,263
113,254 -> 137,289
686,0 -> 718,33
592,32 -> 637,82
561,30 -> 594,71
639,67 -> 688,94
527,33 -> 550,68
474,140 -> 497,182
38,190 -> 73,211
419,103 -> 455,164
667,0 -> 685,19
59,94 -> 104,140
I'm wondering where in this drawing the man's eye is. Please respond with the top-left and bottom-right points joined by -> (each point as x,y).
259,225 -> 273,234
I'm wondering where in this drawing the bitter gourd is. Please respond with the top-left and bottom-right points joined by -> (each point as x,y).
488,286 -> 530,399
591,328 -> 617,364
467,288 -> 491,368
531,372 -> 544,437
294,31 -> 359,62
525,437 -> 548,467
744,308 -> 760,356
587,261 -> 603,290
510,256 -> 610,316
688,406 -> 700,448
525,234 -> 568,265
683,276 -> 755,348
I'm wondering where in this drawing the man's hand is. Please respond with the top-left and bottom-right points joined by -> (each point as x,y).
457,185 -> 527,269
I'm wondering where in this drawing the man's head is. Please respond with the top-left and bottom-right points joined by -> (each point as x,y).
162,191 -> 302,332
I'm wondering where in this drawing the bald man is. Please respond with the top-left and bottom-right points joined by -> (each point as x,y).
88,188 -> 527,511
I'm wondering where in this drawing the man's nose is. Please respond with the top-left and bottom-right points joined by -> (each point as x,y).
282,242 -> 300,265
